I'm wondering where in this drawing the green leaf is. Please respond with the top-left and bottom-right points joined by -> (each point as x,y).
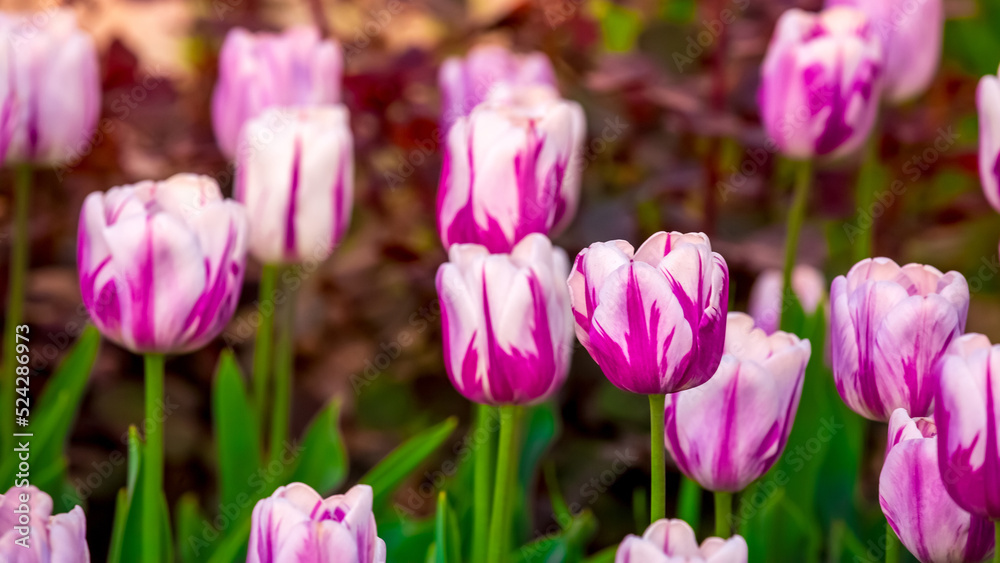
206,515 -> 253,563
434,492 -> 461,563
593,0 -> 643,52
107,489 -> 130,563
361,417 -> 459,507
511,509 -> 596,563
583,545 -> 618,563
176,493 -> 208,563
677,476 -> 702,530
287,397 -> 348,494
543,462 -> 571,528
212,351 -> 263,508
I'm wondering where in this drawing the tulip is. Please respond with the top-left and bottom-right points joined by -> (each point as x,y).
829,257 -> 968,421
664,312 -> 810,492
977,70 -> 1000,213
1,9 -> 100,165
826,0 -> 942,103
0,486 -> 89,562
212,26 -> 342,160
759,6 -> 883,160
935,333 -> 1000,520
235,105 -> 353,264
437,85 -> 584,253
879,409 -> 996,563
616,519 -> 748,563
248,483 -> 387,563
436,233 -> 572,405
567,231 -> 729,395
748,265 -> 825,334
439,44 -> 557,133
77,173 -> 248,354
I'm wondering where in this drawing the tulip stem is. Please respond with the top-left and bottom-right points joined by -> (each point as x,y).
994,521 -> 999,563
714,491 -> 732,538
649,394 -> 666,523
269,271 -> 296,465
677,475 -> 702,529
853,136 -> 880,262
472,404 -> 496,563
253,264 -> 279,440
143,353 -> 165,563
1,165 -> 30,452
884,519 -> 900,563
487,405 -> 522,563
780,159 -> 812,329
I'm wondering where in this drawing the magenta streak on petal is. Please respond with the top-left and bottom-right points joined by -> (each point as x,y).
332,147 -> 347,245
813,55 -> 876,157
664,399 -> 691,477
662,254 -> 703,390
964,510 -> 996,561
993,152 -> 1000,197
284,137 -> 302,259
182,221 -> 239,347
550,157 -> 569,226
986,363 -> 1000,516
854,286 -> 885,419
575,253 -> 596,334
25,68 -> 40,159
714,368 -> 740,489
131,216 -> 157,349
512,123 -> 550,243
440,292 -> 484,402
910,447 -> 928,562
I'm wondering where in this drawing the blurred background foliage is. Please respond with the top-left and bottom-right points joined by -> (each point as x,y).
2,0 -> 999,560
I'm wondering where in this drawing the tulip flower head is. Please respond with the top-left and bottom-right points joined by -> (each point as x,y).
1,9 -> 100,165
747,265 -> 826,334
879,409 -> 996,563
439,43 -> 557,133
829,258 -> 968,421
437,85 -> 584,253
615,519 -> 748,563
759,6 -> 883,160
236,105 -> 353,264
436,233 -> 573,405
935,334 -> 1000,520
248,483 -> 386,563
567,232 -> 729,395
826,0 -> 942,103
212,26 -> 342,160
0,486 -> 89,562
665,313 -> 810,492
77,174 -> 248,354
977,69 -> 1000,213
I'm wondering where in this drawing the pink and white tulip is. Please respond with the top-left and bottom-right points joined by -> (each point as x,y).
77,174 -> 248,354
665,313 -> 810,492
439,44 -> 557,133
747,266 -> 825,334
0,486 -> 89,562
935,334 -> 1000,520
567,232 -> 729,395
880,409 -> 995,563
212,26 -> 342,160
615,519 -> 748,563
977,69 -> 1000,213
247,483 -> 386,563
437,85 -> 585,253
1,9 -> 100,165
235,105 -> 353,264
759,7 -> 883,159
826,0 -> 942,103
436,233 -> 572,405
829,258 -> 968,421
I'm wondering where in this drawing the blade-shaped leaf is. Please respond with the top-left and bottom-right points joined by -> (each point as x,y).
361,417 -> 458,508
287,397 -> 348,495
212,350 -> 262,508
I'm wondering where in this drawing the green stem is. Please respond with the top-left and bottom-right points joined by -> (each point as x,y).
780,159 -> 813,330
472,404 -> 495,563
714,491 -> 732,538
993,521 -> 999,563
143,353 -> 165,563
677,475 -> 702,529
649,394 -> 666,523
487,405 -> 521,563
269,271 -> 295,464
884,519 -> 899,563
853,137 -> 880,262
1,165 -> 30,451
253,264 -> 278,437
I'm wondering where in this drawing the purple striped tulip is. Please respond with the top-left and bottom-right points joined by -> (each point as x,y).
1,9 -> 100,165
665,313 -> 810,492
880,409 -> 996,563
439,44 -> 557,133
437,85 -> 585,253
829,257 -> 968,422
616,519 -> 748,563
0,486 -> 89,562
747,265 -> 825,334
77,174 -> 248,354
759,6 -> 883,160
436,233 -> 572,405
235,105 -> 353,264
212,26 -> 342,160
935,333 -> 1000,520
567,232 -> 729,395
247,483 -> 386,563
977,69 -> 1000,213
826,0 -> 942,103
